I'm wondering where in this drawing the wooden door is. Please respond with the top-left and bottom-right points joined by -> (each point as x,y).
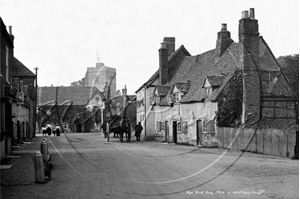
196,120 -> 202,145
173,121 -> 177,143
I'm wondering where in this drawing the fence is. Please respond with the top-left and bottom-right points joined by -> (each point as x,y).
218,127 -> 296,157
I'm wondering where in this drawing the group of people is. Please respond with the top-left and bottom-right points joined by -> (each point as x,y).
42,123 -> 61,137
101,121 -> 143,141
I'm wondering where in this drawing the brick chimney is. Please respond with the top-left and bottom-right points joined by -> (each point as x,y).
215,23 -> 233,56
159,42 -> 169,85
8,26 -> 14,42
239,8 -> 261,127
122,85 -> 127,96
163,37 -> 175,56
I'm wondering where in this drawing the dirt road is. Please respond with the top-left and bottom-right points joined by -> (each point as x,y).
1,132 -> 298,198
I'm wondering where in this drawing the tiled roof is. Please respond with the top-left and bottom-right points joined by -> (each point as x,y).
137,39 -> 242,103
206,75 -> 224,87
158,95 -> 170,106
128,95 -> 136,101
209,73 -> 234,101
12,57 -> 36,77
174,81 -> 190,93
135,45 -> 190,93
170,42 -> 242,103
73,111 -> 93,125
38,86 -> 103,106
156,85 -> 171,96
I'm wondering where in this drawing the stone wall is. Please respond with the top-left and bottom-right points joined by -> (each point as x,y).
85,63 -> 116,97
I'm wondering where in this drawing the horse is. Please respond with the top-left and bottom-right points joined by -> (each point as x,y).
119,119 -> 131,142
42,127 -> 47,137
107,117 -> 131,142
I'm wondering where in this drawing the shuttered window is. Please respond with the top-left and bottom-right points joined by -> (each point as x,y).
156,121 -> 161,132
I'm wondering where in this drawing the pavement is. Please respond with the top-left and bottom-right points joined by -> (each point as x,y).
0,134 -> 56,186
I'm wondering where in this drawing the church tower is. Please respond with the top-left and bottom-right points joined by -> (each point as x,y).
85,59 -> 116,97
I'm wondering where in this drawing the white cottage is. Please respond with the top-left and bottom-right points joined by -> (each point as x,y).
136,8 -> 297,145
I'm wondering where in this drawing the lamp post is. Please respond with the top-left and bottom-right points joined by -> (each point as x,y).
33,67 -> 38,137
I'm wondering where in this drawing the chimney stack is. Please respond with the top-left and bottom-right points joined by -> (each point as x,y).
215,23 -> 234,57
250,8 -> 255,18
9,26 -> 12,34
8,26 -> 14,42
239,8 -> 260,127
163,37 -> 175,56
159,42 -> 169,85
241,11 -> 249,18
122,85 -> 127,96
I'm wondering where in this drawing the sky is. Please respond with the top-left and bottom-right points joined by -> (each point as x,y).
0,0 -> 298,95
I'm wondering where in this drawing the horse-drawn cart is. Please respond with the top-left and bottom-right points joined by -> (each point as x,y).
104,95 -> 135,143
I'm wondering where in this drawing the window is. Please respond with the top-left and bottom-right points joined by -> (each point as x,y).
6,47 -> 9,82
205,88 -> 212,98
178,122 -> 188,134
203,122 -> 207,133
160,121 -> 165,131
156,96 -> 160,104
139,115 -> 144,122
175,93 -> 180,102
177,122 -> 182,132
168,94 -> 174,104
6,47 -> 9,66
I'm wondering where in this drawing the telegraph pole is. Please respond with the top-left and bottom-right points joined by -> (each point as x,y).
33,67 -> 38,137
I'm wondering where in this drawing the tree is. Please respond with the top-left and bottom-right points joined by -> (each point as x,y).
277,54 -> 299,97
70,77 -> 85,87
277,55 -> 299,159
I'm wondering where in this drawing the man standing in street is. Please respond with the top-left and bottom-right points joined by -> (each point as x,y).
134,122 -> 143,141
101,121 -> 109,138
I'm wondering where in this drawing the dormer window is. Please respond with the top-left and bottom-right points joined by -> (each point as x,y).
203,75 -> 223,99
156,95 -> 161,104
175,93 -> 181,102
205,88 -> 212,98
168,94 -> 174,104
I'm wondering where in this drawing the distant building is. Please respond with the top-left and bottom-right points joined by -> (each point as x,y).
37,86 -> 105,132
85,62 -> 116,97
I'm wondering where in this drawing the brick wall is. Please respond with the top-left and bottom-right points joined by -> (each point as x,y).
239,16 -> 261,127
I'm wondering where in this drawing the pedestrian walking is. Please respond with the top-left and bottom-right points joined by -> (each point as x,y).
134,122 -> 143,141
42,126 -> 47,137
46,123 -> 52,137
52,125 -> 56,136
101,121 -> 109,138
55,124 -> 61,137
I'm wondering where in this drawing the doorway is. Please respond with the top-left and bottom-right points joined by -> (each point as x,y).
164,121 -> 169,142
17,121 -> 21,145
196,120 -> 202,145
172,121 -> 177,143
